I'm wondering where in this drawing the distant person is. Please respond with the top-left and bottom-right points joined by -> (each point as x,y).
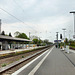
55,45 -> 57,48
59,44 -> 60,48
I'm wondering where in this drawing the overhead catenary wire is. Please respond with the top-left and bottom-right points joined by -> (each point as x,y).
0,7 -> 37,31
12,0 -> 38,32
12,0 -> 25,13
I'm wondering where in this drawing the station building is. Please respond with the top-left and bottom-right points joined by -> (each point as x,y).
0,35 -> 32,50
0,19 -> 33,50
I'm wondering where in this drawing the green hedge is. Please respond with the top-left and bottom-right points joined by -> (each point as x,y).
69,46 -> 75,50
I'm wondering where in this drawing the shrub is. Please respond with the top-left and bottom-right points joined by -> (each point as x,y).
22,56 -> 24,58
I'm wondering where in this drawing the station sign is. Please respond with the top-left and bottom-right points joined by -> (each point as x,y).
54,40 -> 61,43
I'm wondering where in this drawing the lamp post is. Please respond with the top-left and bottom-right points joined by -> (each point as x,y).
70,11 -> 75,38
56,32 -> 59,48
0,19 -> 1,34
29,32 -> 31,47
69,30 -> 71,40
62,28 -> 66,49
29,32 -> 31,39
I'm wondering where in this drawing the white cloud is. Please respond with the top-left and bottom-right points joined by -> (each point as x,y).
0,0 -> 75,42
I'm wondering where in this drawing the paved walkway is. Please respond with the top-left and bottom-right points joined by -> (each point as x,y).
12,47 -> 75,75
0,46 -> 44,55
35,47 -> 75,75
61,49 -> 75,66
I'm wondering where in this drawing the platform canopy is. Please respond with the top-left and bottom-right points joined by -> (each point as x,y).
0,35 -> 32,42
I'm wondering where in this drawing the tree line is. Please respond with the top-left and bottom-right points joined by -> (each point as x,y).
0,31 -> 53,46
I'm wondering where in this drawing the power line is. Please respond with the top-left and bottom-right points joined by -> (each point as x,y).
0,7 -> 24,23
12,0 -> 39,32
12,0 -> 25,13
0,7 -> 36,31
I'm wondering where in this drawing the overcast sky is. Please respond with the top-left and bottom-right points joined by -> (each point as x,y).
0,0 -> 75,42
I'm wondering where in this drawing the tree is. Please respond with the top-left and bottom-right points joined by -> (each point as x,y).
14,31 -> 20,37
1,31 -> 5,35
65,38 -> 68,43
18,33 -> 29,39
33,39 -> 38,44
37,39 -> 42,46
30,35 -> 39,40
9,32 -> 12,37
44,39 -> 49,44
65,38 -> 68,45
43,39 -> 52,45
14,31 -> 29,39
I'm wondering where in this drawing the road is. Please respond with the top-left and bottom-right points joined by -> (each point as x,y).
12,46 -> 75,75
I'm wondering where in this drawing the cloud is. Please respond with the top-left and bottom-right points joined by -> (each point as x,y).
0,0 -> 75,42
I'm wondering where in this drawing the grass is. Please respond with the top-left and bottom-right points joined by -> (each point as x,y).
1,63 -> 7,67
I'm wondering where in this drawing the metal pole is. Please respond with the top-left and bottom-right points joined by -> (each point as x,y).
74,13 -> 75,35
69,30 -> 71,40
64,31 -> 65,48
57,33 -> 58,48
62,28 -> 66,48
56,32 -> 58,48
70,11 -> 75,37
29,32 -> 31,47
29,32 -> 30,39
0,19 -> 1,34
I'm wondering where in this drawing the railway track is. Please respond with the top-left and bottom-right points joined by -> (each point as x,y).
0,46 -> 52,75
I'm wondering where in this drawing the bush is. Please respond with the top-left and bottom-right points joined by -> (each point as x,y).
69,46 -> 75,50
22,56 -> 24,58
70,43 -> 75,46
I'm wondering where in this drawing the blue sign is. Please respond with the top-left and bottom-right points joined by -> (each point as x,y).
54,40 -> 61,43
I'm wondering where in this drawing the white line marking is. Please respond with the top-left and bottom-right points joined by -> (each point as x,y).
12,46 -> 54,75
28,47 -> 54,75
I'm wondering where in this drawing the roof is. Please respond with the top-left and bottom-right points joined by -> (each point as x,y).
0,35 -> 32,42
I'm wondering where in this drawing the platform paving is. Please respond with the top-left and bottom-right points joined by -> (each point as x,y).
12,47 -> 75,75
61,49 -> 75,67
35,47 -> 75,75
